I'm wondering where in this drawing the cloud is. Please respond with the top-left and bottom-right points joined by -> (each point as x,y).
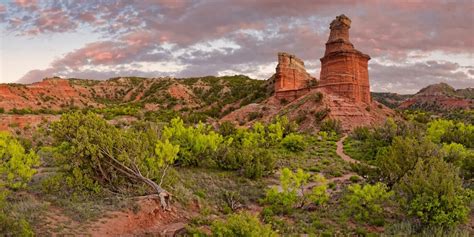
2,0 -> 473,93
370,60 -> 473,94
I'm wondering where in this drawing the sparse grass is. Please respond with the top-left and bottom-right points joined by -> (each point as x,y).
277,135 -> 351,178
343,136 -> 373,163
169,167 -> 267,213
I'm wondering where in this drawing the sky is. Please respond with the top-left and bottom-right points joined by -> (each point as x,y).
0,0 -> 473,94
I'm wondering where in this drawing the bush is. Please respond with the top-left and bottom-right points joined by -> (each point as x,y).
281,133 -> 306,152
50,112 -> 176,209
441,143 -> 470,168
218,121 -> 237,136
396,157 -> 472,227
349,175 -> 361,183
344,182 -> 393,221
426,119 -> 474,148
0,132 -> 38,236
214,146 -> 275,179
314,108 -> 330,122
351,126 -> 370,140
0,132 -> 39,190
320,119 -> 342,135
313,92 -> 323,103
163,117 -> 223,166
248,111 -> 263,121
211,212 -> 277,237
0,213 -> 33,236
376,136 -> 438,187
263,168 -> 328,214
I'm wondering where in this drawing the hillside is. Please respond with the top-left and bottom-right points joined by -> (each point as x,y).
398,83 -> 473,111
371,83 -> 474,112
371,92 -> 412,109
0,76 -> 270,113
0,76 -> 272,130
0,74 -> 396,133
222,88 -> 395,132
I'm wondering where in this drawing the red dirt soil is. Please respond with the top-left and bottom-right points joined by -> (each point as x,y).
88,196 -> 189,236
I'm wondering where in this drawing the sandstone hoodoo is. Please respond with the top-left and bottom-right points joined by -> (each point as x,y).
319,14 -> 371,104
224,14 -> 394,131
273,15 -> 372,104
274,52 -> 315,100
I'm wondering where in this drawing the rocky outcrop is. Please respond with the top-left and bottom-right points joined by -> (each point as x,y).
319,14 -> 371,104
221,88 -> 395,132
274,52 -> 315,101
224,14 -> 395,132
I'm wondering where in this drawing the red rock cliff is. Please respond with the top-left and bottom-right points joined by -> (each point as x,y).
274,52 -> 313,100
319,15 -> 371,104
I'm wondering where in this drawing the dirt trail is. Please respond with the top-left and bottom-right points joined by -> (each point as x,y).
298,135 -> 363,192
324,134 -> 361,184
336,134 -> 360,164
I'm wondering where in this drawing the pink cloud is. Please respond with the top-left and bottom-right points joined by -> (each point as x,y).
77,12 -> 96,24
14,0 -> 36,8
33,8 -> 77,34
5,0 -> 472,94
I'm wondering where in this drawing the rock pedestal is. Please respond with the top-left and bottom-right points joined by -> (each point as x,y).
274,52 -> 313,100
319,15 -> 371,104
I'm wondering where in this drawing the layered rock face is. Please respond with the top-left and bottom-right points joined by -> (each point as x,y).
319,15 -> 371,104
274,52 -> 314,100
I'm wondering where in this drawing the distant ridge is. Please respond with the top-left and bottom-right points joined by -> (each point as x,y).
372,83 -> 473,111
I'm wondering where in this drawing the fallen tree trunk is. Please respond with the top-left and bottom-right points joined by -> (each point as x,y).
100,147 -> 172,210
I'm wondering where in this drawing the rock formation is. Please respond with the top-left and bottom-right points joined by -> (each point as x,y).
273,15 -> 371,104
274,52 -> 315,100
223,14 -> 395,131
319,14 -> 371,104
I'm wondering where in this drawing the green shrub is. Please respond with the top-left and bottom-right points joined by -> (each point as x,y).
248,111 -> 263,121
295,111 -> 307,124
50,112 -> 176,209
0,213 -> 33,237
320,119 -> 342,134
376,137 -> 438,187
313,92 -> 323,103
349,175 -> 361,183
396,157 -> 472,227
308,174 -> 330,206
211,212 -> 277,237
281,133 -> 306,152
314,108 -> 330,122
426,119 -> 474,148
344,182 -> 393,221
0,132 -> 38,236
351,126 -> 370,140
0,132 -> 40,190
263,168 -> 328,214
440,143 -> 470,168
214,146 -> 275,179
218,121 -> 237,136
163,117 -> 223,166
